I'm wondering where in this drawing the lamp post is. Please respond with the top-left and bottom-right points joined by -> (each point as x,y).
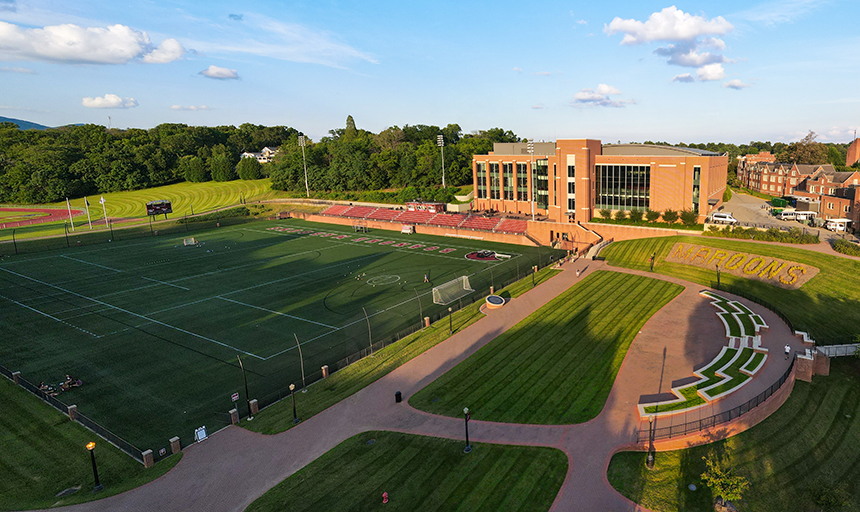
716,264 -> 721,290
298,134 -> 310,198
414,288 -> 423,328
362,307 -> 373,356
294,333 -> 306,391
237,355 -> 253,421
528,141 -> 535,221
290,383 -> 299,424
463,407 -> 472,453
448,307 -> 453,335
437,135 -> 446,189
646,416 -> 655,469
86,442 -> 103,492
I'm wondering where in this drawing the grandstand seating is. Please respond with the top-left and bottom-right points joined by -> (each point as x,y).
427,213 -> 467,227
460,216 -> 501,231
342,206 -> 376,218
495,218 -> 528,234
396,210 -> 435,224
366,208 -> 403,221
320,204 -> 351,216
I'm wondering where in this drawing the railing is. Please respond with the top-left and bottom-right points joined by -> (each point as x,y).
1,363 -> 147,464
709,282 -> 795,334
639,356 -> 795,443
817,344 -> 859,358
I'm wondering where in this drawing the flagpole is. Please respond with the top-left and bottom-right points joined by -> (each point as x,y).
85,197 -> 93,229
100,196 -> 108,228
66,198 -> 75,231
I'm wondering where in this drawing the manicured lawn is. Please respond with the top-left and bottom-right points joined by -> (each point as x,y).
0,378 -> 180,511
245,266 -> 562,435
601,236 -> 860,344
244,431 -> 568,512
607,358 -> 860,512
410,271 -> 683,424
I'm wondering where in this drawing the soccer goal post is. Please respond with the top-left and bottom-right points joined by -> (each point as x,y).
183,237 -> 198,246
432,276 -> 474,305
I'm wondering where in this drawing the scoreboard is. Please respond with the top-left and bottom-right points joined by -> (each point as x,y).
146,200 -> 173,216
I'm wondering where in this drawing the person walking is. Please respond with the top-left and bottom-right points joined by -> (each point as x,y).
784,344 -> 791,360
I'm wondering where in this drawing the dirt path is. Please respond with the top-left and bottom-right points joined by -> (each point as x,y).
39,260 -> 802,512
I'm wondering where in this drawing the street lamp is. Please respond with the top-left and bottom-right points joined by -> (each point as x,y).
437,135 -> 446,189
527,141 -> 535,221
463,407 -> 472,453
237,355 -> 253,421
290,383 -> 299,424
294,333 -> 306,392
646,416 -> 655,469
86,442 -> 103,492
448,307 -> 453,335
716,264 -> 721,290
298,133 -> 310,198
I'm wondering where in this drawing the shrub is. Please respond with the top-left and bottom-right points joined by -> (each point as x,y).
614,210 -> 628,221
832,238 -> 860,257
628,210 -> 644,222
598,208 -> 612,220
722,187 -> 732,203
645,209 -> 661,223
701,455 -> 749,503
679,209 -> 698,226
662,209 -> 678,224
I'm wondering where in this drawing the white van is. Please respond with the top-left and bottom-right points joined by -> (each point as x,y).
776,209 -> 796,221
711,212 -> 739,224
825,219 -> 851,232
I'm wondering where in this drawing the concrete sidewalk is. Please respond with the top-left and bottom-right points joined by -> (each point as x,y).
39,259 -> 800,512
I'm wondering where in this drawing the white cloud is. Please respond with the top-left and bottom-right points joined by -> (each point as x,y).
141,38 -> 184,64
672,73 -> 695,83
696,63 -> 725,81
722,79 -> 751,89
0,66 -> 34,73
654,43 -> 726,67
81,94 -> 138,109
200,65 -> 239,79
513,67 -> 522,73
734,0 -> 829,26
572,84 -> 633,108
604,6 -> 732,45
0,21 -> 184,64
170,105 -> 211,111
531,104 -> 544,109
533,71 -> 552,76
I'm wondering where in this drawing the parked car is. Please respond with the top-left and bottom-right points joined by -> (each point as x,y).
711,212 -> 739,224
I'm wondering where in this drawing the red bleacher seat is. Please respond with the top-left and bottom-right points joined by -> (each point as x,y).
427,213 -> 467,227
495,219 -> 528,234
396,211 -> 435,224
321,204 -> 351,216
460,216 -> 501,231
342,206 -> 376,218
366,208 -> 403,221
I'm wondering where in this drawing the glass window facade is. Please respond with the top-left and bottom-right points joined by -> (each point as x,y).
490,163 -> 500,200
692,165 -> 701,213
533,159 -> 549,209
503,163 -> 514,200
476,162 -> 487,199
595,164 -> 651,210
517,163 -> 528,200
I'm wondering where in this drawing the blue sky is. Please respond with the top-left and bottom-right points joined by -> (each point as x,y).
1,0 -> 858,144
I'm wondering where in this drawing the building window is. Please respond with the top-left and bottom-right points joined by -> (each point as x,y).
790,178 -> 797,185
844,205 -> 850,213
533,159 -> 549,209
568,165 -> 575,178
692,166 -> 701,213
595,164 -> 651,211
828,202 -> 834,209
476,162 -> 487,199
516,163 -> 528,200
503,163 -> 514,200
568,197 -> 575,211
490,163 -> 500,200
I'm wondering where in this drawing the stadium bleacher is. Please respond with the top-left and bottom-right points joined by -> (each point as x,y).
427,213 -> 467,227
495,218 -> 528,234
320,204 -> 351,216
460,216 -> 502,231
366,208 -> 403,221
396,210 -> 435,224
342,206 -> 376,218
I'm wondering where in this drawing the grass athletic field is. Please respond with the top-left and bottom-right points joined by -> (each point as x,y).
602,236 -> 860,344
410,271 -> 683,424
245,431 -> 568,512
608,358 -> 860,512
0,218 -> 558,455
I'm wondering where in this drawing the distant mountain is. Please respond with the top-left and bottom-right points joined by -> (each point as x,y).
0,116 -> 51,130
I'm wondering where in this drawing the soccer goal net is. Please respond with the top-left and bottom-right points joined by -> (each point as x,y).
183,237 -> 199,246
432,276 -> 474,305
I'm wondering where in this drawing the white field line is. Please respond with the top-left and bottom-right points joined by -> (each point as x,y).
60,255 -> 123,272
0,267 -> 264,360
142,277 -> 190,291
217,297 -> 338,329
0,293 -> 100,337
147,296 -> 215,315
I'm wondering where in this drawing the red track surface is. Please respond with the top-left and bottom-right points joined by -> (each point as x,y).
0,207 -> 83,229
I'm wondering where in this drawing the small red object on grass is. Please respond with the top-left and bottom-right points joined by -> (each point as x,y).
382,492 -> 389,504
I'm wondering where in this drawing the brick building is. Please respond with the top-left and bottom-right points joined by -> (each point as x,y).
471,140 -> 727,224
848,138 -> 860,167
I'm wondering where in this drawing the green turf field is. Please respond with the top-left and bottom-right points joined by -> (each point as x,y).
0,378 -> 181,511
410,271 -> 683,424
244,431 -> 568,512
0,218 -> 559,457
607,358 -> 860,512
0,179 -> 282,241
601,236 -> 860,344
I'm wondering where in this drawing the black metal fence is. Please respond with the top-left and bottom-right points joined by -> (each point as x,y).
0,363 -> 147,464
639,355 -> 796,443
710,282 -> 796,334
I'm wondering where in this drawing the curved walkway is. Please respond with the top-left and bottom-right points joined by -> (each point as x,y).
38,260 -> 803,512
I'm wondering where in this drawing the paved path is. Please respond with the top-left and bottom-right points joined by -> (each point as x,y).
41,259 -> 802,512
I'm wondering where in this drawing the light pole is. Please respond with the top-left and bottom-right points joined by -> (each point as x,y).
290,383 -> 299,424
716,264 -> 721,290
298,134 -> 310,198
646,416 -> 655,469
463,407 -> 472,453
528,141 -> 535,221
237,355 -> 253,421
414,288 -> 423,328
86,442 -> 103,492
362,307 -> 373,356
448,307 -> 453,335
294,333 -> 306,391
437,134 -> 446,189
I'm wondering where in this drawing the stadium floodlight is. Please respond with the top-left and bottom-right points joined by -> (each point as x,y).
527,141 -> 535,221
433,276 -> 474,305
437,134 -> 446,189
298,133 -> 310,198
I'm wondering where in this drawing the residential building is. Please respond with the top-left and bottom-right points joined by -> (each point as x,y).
240,146 -> 279,164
